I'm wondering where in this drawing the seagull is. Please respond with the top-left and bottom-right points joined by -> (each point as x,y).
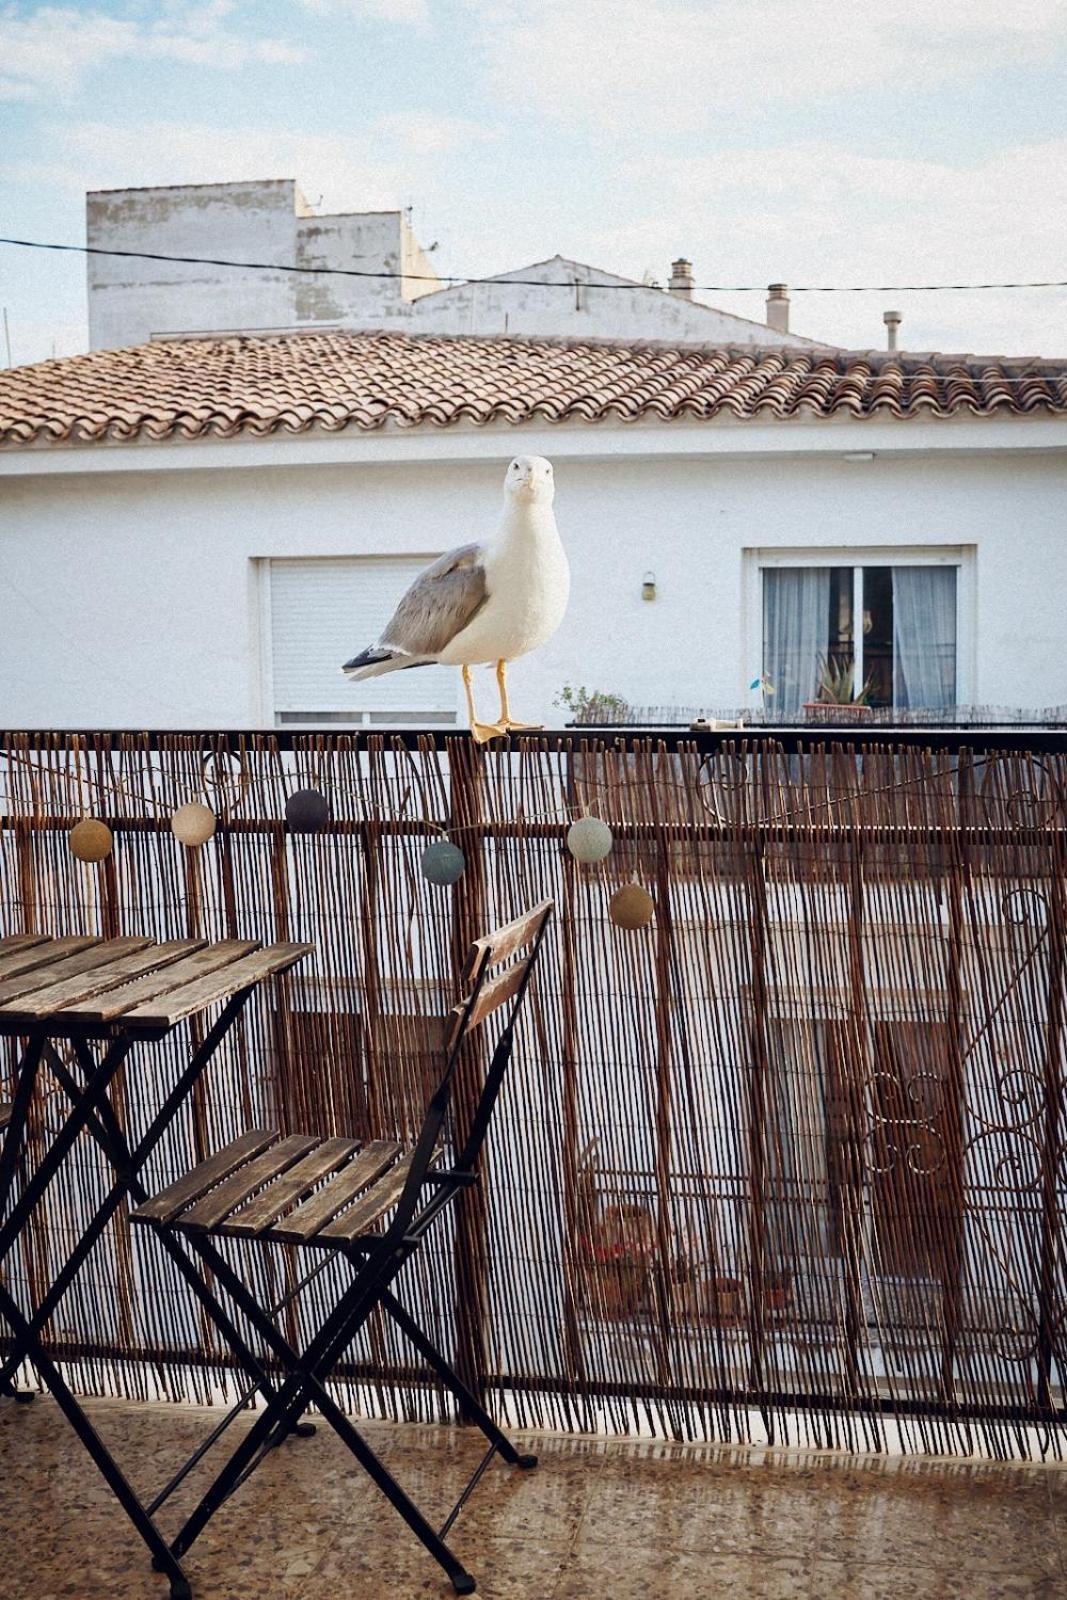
342,455 -> 569,742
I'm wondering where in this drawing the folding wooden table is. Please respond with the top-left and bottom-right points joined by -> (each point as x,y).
0,933 -> 311,1600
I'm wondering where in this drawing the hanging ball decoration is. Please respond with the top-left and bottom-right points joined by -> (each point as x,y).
566,815 -> 614,863
285,788 -> 331,833
609,882 -> 655,930
69,817 -> 113,864
170,801 -> 217,849
421,839 -> 466,886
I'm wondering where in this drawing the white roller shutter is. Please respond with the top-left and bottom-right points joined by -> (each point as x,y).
267,558 -> 458,726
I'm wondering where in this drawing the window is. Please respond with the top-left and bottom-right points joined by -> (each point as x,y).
261,557 -> 458,728
758,558 -> 960,715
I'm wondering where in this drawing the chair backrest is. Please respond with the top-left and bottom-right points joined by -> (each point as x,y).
385,899 -> 554,1243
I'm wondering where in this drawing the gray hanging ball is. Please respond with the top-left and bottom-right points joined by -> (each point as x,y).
285,788 -> 330,833
421,839 -> 466,886
566,815 -> 614,862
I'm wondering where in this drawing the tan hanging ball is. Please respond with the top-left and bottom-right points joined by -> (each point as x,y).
609,882 -> 655,930
69,818 -> 113,863
171,802 -> 217,848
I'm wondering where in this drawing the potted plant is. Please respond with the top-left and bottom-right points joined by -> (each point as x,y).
764,1269 -> 792,1317
802,657 -> 876,723
580,1202 -> 657,1319
705,1273 -> 745,1326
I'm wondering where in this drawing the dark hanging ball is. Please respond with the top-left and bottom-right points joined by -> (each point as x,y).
421,839 -> 466,886
285,787 -> 331,834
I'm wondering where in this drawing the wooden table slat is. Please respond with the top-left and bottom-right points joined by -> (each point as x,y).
0,934 -> 50,952
0,936 -> 100,986
120,942 -> 313,1030
131,1129 -> 280,1225
220,1138 -> 360,1239
7,940 -> 209,1023
270,1141 -> 403,1244
63,941 -> 261,1024
0,939 -> 153,1013
179,1135 -> 320,1232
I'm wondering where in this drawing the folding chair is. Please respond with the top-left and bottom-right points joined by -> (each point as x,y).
131,899 -> 554,1596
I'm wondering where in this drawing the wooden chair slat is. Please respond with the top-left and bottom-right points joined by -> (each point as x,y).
64,941 -> 262,1022
270,1141 -> 403,1244
0,937 -> 101,986
220,1138 -> 361,1239
462,900 -> 552,980
0,935 -> 50,954
317,1151 -> 420,1243
0,1102 -> 11,1131
9,940 -> 208,1023
0,939 -> 152,1013
131,1130 -> 279,1225
120,942 -> 313,1030
178,1135 -> 320,1232
466,957 -> 530,1029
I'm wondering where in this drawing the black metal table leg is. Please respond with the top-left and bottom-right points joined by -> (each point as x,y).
0,1278 -> 192,1598
0,989 -> 267,1596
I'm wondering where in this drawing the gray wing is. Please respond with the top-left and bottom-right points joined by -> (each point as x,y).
381,543 -> 489,656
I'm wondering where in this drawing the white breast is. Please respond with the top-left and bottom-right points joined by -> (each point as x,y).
440,516 -> 570,666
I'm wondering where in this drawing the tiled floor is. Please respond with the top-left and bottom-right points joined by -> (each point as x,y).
1,1395 -> 1065,1599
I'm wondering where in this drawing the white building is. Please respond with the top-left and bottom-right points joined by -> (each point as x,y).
2,328 -> 1066,731
86,178 -> 822,352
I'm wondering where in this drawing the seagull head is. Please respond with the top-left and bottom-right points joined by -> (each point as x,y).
504,455 -> 555,506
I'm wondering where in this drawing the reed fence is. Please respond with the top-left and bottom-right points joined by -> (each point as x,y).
0,729 -> 1064,1460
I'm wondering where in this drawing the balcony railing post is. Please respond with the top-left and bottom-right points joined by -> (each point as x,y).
447,736 -> 491,1423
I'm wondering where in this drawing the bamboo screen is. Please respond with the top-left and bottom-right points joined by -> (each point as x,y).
0,732 -> 1064,1460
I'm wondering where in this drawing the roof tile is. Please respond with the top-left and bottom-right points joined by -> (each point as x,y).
1,330 -> 1065,448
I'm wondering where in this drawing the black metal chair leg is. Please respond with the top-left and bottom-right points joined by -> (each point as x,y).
380,1287 -> 536,1468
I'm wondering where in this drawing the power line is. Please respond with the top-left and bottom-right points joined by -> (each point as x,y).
1,236 -> 1066,294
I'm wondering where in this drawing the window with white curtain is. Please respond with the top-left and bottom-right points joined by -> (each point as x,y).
761,562 -> 958,714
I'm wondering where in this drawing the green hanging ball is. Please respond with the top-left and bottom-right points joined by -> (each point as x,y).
566,816 -> 614,863
421,839 -> 466,886
285,788 -> 330,833
69,818 -> 113,863
170,802 -> 216,848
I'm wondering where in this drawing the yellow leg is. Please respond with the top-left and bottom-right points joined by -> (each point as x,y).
496,660 -> 542,731
463,665 -> 506,743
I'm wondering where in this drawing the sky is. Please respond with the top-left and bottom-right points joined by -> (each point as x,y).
1,0 -> 1067,366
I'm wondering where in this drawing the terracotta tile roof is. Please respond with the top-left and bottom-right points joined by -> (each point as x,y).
2,331 -> 1066,447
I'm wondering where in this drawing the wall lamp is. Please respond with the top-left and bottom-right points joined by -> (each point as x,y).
642,571 -> 657,601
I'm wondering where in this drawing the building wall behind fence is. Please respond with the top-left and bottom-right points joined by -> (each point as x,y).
0,732 -> 1064,1459
3,447 -> 1067,729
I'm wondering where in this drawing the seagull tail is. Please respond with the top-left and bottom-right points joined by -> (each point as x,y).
342,647 -> 435,680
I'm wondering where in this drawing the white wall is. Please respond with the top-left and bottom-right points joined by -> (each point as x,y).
87,181 -> 429,348
86,183 -> 823,350
407,259 -> 822,347
2,435 -> 1066,728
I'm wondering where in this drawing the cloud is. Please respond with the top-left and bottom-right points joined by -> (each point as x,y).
590,139 -> 1067,353
0,3 -> 306,100
471,0 -> 1067,131
4,114 -> 495,212
296,0 -> 429,22
377,113 -> 497,154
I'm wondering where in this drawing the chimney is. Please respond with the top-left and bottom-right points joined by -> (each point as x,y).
883,309 -> 902,352
766,283 -> 790,334
668,258 -> 695,299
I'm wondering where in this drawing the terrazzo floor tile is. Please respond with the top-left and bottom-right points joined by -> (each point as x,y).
2,1395 -> 1066,1599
